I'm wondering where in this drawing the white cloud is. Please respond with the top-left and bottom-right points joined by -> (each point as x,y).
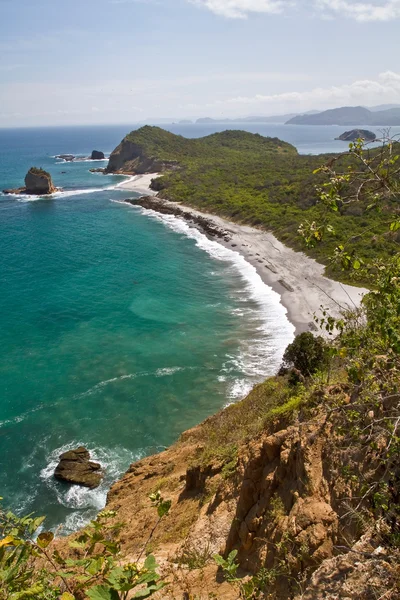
188,71 -> 400,113
191,0 -> 293,18
315,0 -> 400,21
192,0 -> 400,20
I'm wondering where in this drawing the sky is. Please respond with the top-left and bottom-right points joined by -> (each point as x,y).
0,0 -> 400,126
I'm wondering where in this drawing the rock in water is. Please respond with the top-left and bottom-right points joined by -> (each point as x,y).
25,167 -> 56,194
54,446 -> 103,488
55,154 -> 75,161
3,167 -> 56,195
336,129 -> 376,142
91,150 -> 105,160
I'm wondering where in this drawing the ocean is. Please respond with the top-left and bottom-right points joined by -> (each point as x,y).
0,122 -> 396,533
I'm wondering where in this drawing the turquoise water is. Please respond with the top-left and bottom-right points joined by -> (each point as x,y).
3,122 -> 394,532
0,125 -> 296,532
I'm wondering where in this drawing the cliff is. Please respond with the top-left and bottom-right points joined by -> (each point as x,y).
106,126 -> 184,173
82,371 -> 398,599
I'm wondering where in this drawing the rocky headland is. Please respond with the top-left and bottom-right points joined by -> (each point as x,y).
3,167 -> 57,195
336,129 -> 377,142
105,127 -> 181,174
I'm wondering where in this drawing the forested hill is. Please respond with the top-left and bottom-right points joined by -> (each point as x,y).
107,126 -> 399,272
106,126 -> 297,173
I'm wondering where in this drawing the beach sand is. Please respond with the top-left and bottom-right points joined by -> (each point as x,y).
121,175 -> 367,336
117,173 -> 158,196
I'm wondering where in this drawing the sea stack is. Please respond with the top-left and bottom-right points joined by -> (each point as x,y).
25,167 -> 56,194
90,150 -> 105,160
54,446 -> 103,489
3,167 -> 56,195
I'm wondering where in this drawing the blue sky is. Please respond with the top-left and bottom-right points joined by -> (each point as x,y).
0,0 -> 399,126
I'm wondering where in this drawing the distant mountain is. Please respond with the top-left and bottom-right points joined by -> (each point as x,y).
286,106 -> 400,126
195,113 -> 298,124
368,104 -> 400,112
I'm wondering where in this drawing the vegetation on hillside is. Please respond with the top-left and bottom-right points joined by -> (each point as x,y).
1,135 -> 399,598
120,126 -> 400,274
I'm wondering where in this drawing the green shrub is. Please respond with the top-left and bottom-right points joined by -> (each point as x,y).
281,332 -> 327,377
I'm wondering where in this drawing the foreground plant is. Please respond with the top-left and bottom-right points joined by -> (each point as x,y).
0,491 -> 171,599
300,133 -> 400,541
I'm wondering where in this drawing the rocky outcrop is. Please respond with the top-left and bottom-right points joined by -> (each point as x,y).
25,168 -> 56,194
56,154 -> 75,161
336,129 -> 377,142
296,533 -> 398,599
106,138 -> 179,174
54,446 -> 103,488
90,150 -> 105,160
3,167 -> 56,195
124,196 -> 230,240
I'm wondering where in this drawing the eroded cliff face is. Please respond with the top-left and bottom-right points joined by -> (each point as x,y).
88,380 -> 398,599
106,138 -> 179,174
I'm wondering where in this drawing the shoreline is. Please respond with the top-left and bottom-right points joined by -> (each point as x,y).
116,173 -> 159,196
119,175 -> 367,336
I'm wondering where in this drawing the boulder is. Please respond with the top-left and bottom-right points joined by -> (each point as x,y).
90,150 -> 105,160
336,129 -> 376,142
54,446 -> 103,488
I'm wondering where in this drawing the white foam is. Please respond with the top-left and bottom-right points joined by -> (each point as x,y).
53,155 -> 109,164
11,184 -> 119,203
156,367 -> 183,376
0,403 -> 50,429
122,205 -> 295,399
75,373 -> 138,398
40,441 -> 144,534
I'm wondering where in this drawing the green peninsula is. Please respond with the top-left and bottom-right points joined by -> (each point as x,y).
107,126 -> 399,271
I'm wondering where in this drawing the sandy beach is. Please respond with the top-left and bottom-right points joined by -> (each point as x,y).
117,173 -> 159,196
121,175 -> 367,336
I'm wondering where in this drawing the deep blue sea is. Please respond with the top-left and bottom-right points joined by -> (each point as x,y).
1,122 -> 397,533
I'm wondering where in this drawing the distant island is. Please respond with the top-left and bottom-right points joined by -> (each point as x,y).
195,113 -> 299,124
336,129 -> 377,142
286,105 -> 400,126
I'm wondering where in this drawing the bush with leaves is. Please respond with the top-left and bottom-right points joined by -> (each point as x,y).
0,491 -> 171,600
280,331 -> 327,378
299,133 -> 400,543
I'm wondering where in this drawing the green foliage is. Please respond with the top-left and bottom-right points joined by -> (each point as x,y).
304,134 -> 400,545
281,332 -> 328,377
213,550 -> 239,582
0,493 -> 171,600
28,167 -> 50,177
175,542 -> 212,570
123,127 -> 399,275
213,550 -> 285,599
